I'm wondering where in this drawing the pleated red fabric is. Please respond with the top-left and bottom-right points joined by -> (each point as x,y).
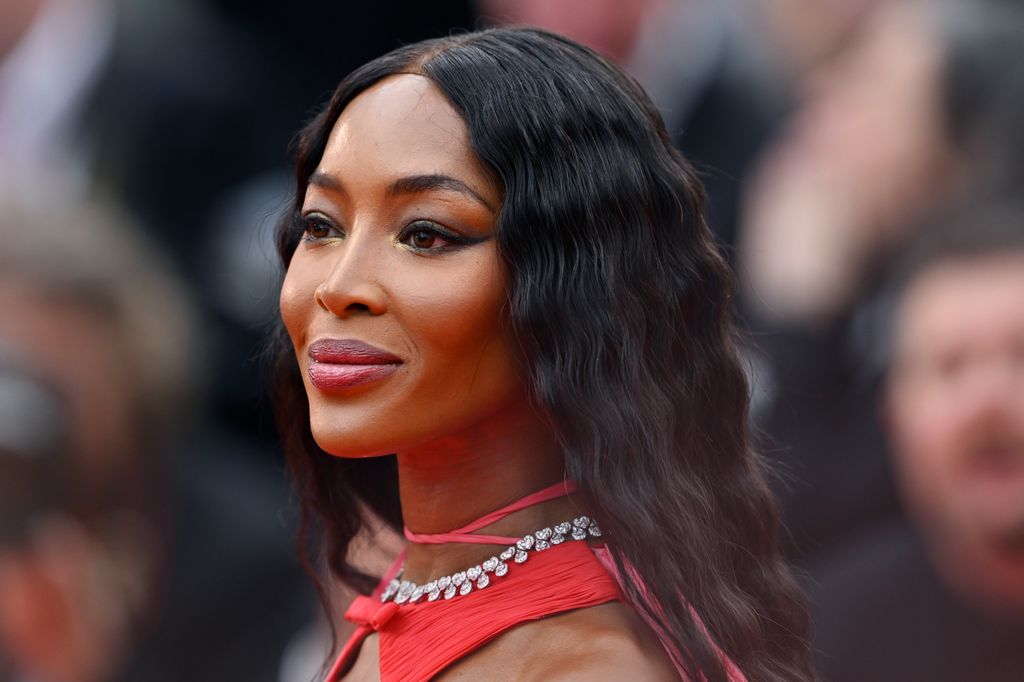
325,481 -> 747,681
328,540 -> 621,681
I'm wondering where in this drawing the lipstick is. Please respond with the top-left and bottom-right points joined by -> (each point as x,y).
307,338 -> 402,390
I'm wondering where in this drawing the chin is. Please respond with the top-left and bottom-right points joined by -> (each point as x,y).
309,421 -> 395,458
305,402 -> 392,458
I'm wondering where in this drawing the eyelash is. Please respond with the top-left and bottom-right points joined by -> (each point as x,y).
296,213 -> 338,242
295,213 -> 485,253
398,220 -> 483,252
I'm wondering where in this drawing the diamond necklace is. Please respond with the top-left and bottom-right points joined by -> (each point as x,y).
380,515 -> 602,605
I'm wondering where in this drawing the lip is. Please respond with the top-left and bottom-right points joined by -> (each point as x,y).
965,447 -> 1024,479
307,338 -> 402,391
308,338 -> 402,364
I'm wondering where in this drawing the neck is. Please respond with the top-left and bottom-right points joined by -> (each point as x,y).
395,398 -> 581,582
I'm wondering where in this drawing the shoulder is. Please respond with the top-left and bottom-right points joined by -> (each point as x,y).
440,601 -> 678,681
539,627 -> 679,681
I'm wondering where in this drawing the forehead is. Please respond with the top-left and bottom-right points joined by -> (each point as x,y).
316,74 -> 489,185
896,255 -> 1024,352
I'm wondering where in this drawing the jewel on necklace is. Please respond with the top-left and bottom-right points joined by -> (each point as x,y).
381,518 -> 601,605
516,535 -> 534,551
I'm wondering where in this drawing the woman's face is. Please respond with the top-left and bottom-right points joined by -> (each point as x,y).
280,74 -> 524,457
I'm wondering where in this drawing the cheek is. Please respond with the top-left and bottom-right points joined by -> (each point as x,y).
378,251 -> 527,451
890,386 -> 962,512
279,255 -> 319,351
399,260 -> 519,399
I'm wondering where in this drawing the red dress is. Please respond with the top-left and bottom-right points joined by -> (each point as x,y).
330,541 -> 621,680
326,483 -> 747,681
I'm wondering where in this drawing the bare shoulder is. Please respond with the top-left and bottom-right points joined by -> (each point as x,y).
532,602 -> 678,681
439,601 -> 678,681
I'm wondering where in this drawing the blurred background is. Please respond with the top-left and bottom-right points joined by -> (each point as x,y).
0,0 -> 1021,680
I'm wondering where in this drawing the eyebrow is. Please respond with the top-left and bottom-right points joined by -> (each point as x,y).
308,171 -> 495,213
388,174 -> 495,212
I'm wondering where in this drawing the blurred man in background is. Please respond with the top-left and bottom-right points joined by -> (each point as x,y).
888,213 -> 1024,619
810,207 -> 1024,681
739,0 -> 1024,562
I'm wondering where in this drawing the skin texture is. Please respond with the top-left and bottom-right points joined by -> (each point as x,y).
887,255 -> 1024,615
279,74 -> 676,679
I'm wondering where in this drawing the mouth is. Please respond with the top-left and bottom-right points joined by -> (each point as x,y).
307,338 -> 402,391
966,445 -> 1024,479
956,431 -> 1024,496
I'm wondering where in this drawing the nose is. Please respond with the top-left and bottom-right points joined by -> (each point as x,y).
314,233 -> 388,318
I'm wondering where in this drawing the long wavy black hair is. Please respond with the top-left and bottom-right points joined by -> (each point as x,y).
273,27 -> 813,681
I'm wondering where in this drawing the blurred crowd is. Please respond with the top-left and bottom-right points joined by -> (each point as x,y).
0,0 -> 1021,681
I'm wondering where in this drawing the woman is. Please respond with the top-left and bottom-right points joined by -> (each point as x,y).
273,27 -> 812,681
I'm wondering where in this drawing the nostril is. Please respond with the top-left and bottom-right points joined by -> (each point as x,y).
347,302 -> 371,313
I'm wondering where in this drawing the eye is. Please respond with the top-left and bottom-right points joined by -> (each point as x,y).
299,214 -> 340,241
408,227 -> 446,249
399,220 -> 472,252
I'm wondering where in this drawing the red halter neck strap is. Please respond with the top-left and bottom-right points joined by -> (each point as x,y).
402,480 -> 578,545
